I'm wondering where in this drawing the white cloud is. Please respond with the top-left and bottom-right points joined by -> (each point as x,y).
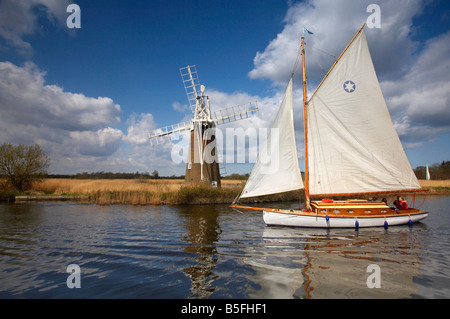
248,0 -> 423,85
201,87 -> 295,165
0,0 -> 72,56
0,61 -> 191,175
247,0 -> 449,151
69,127 -> 123,157
124,113 -> 157,146
0,62 -> 121,131
1,0 -> 447,175
172,101 -> 190,113
0,61 -> 124,172
382,30 -> 450,143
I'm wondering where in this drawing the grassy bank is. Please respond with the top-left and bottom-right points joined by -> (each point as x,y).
418,180 -> 450,193
2,178 -> 448,205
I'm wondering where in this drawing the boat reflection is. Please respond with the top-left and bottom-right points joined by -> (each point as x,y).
256,225 -> 426,298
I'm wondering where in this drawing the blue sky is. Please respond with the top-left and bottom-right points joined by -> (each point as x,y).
0,0 -> 449,176
4,0 -> 289,125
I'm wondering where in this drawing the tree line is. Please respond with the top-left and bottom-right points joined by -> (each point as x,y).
413,161 -> 450,180
48,171 -> 181,180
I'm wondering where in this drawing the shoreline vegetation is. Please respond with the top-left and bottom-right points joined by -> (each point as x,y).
1,178 -> 449,205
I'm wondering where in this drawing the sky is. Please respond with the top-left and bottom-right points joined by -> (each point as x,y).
0,0 -> 449,176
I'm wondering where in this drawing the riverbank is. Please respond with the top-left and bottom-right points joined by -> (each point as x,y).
2,178 -> 449,204
8,178 -> 301,205
417,180 -> 450,194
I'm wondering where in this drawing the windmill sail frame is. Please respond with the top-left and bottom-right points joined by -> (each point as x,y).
148,65 -> 259,187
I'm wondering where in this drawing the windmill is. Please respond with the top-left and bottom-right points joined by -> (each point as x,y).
149,65 -> 258,188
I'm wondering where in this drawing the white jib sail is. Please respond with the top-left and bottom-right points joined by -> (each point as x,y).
307,29 -> 421,195
240,78 -> 304,198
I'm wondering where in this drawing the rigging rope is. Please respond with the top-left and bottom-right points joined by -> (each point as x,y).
307,44 -> 338,76
291,42 -> 303,77
308,44 -> 337,60
414,194 -> 428,209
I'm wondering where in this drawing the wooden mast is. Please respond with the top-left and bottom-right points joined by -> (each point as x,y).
302,24 -> 364,204
301,24 -> 422,199
301,35 -> 310,210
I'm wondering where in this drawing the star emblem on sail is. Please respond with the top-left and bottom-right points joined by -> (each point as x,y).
307,29 -> 421,195
232,25 -> 427,228
240,27 -> 421,200
343,80 -> 356,93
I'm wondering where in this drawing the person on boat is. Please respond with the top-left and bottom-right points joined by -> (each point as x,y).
394,196 -> 408,210
393,196 -> 401,208
381,198 -> 387,205
399,197 -> 408,210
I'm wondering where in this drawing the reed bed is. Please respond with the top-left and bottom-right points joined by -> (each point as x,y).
419,179 -> 450,194
419,180 -> 450,188
21,178 -> 450,205
33,179 -> 245,205
36,179 -> 183,195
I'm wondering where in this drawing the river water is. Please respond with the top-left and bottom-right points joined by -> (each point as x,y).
0,195 -> 448,299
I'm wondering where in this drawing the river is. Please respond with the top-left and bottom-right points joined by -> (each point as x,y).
0,195 -> 448,299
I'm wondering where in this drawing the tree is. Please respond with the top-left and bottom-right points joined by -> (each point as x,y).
151,170 -> 160,179
0,143 -> 50,192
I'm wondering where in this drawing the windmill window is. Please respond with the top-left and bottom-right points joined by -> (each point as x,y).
188,162 -> 192,169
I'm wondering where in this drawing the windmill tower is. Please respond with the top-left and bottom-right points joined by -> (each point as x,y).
149,65 -> 258,188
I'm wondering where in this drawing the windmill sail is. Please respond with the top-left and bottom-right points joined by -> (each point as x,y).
307,29 -> 420,195
240,78 -> 304,198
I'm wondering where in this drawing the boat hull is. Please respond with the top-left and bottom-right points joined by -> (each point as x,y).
263,209 -> 428,228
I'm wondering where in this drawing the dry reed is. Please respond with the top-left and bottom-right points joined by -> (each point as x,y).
419,180 -> 450,188
25,178 -> 450,205
32,179 -> 244,205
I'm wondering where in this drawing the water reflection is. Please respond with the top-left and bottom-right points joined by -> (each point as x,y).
258,225 -> 425,298
178,205 -> 221,298
0,196 -> 447,299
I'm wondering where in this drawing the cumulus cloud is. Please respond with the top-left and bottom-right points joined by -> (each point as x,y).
69,127 -> 124,157
195,87 -> 298,165
383,30 -> 450,143
124,113 -> 157,146
0,62 -> 121,131
247,0 -> 449,150
249,0 -> 423,85
172,101 -> 190,113
1,0 -> 447,175
0,0 -> 71,56
0,61 -> 124,172
0,61 -> 191,175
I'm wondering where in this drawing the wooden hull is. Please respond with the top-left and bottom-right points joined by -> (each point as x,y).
263,200 -> 428,228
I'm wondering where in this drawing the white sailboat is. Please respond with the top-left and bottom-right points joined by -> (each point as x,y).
232,24 -> 428,228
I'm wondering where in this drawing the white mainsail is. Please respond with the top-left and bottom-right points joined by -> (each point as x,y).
307,29 -> 420,195
426,165 -> 430,180
240,78 -> 304,198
